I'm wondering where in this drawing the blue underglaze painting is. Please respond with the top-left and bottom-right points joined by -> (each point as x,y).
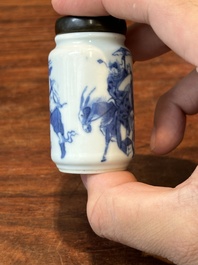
79,47 -> 134,162
49,60 -> 76,159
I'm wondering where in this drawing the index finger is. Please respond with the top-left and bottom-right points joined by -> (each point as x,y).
52,0 -> 150,22
52,0 -> 198,66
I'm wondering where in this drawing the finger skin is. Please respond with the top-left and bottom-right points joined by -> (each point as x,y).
151,69 -> 198,154
81,168 -> 198,265
126,23 -> 170,61
51,0 -> 149,21
52,0 -> 198,66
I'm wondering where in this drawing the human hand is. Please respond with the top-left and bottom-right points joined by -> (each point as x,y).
81,167 -> 198,265
52,0 -> 198,154
51,1 -> 198,264
79,65 -> 198,265
52,0 -> 198,65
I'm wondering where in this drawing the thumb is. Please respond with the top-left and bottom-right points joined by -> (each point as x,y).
81,167 -> 198,264
81,171 -> 173,259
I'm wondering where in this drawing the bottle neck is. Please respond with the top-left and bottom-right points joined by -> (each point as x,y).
55,32 -> 126,46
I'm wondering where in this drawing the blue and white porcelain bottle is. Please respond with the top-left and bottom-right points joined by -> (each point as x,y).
49,16 -> 134,174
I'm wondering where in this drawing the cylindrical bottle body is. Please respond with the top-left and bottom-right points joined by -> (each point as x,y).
49,32 -> 134,173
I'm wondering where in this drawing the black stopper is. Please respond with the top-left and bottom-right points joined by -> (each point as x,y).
55,16 -> 127,35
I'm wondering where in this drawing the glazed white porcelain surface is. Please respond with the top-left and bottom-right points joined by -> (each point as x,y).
49,32 -> 134,173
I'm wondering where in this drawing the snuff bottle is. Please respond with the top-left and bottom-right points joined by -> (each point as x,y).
49,16 -> 134,173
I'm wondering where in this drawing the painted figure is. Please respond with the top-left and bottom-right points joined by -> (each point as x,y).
49,61 -> 76,159
79,47 -> 133,162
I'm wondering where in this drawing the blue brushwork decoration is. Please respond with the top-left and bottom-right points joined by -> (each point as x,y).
79,47 -> 133,162
49,60 -> 76,159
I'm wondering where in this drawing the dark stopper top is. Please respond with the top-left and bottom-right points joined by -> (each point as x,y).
55,16 -> 127,35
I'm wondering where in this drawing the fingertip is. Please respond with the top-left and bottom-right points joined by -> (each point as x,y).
150,90 -> 187,155
51,0 -> 108,16
81,171 -> 136,192
150,122 -> 185,155
51,0 -> 64,15
150,126 -> 173,155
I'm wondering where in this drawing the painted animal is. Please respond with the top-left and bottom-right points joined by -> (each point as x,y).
79,85 -> 133,162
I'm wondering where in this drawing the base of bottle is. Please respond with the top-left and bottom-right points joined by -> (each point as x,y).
55,161 -> 131,174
